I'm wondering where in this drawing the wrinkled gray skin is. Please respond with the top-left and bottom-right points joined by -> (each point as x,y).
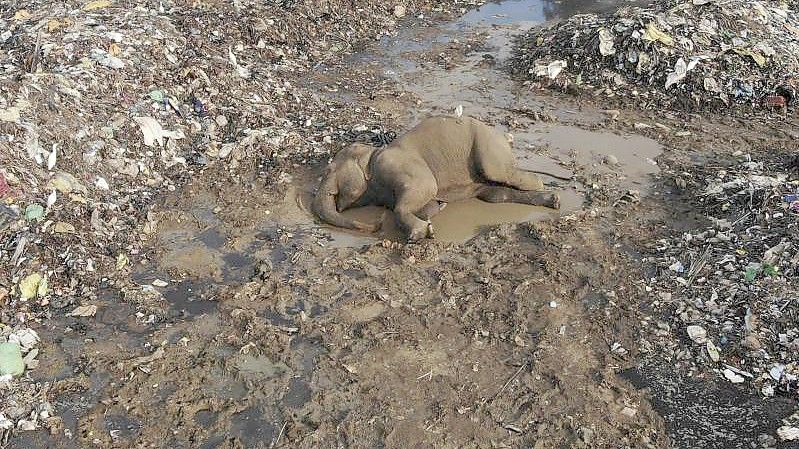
313,115 -> 560,241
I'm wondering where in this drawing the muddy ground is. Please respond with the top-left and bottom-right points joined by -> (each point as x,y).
7,1 -> 799,448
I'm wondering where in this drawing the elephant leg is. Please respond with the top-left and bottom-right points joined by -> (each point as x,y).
477,185 -> 560,209
394,188 -> 437,242
473,134 -> 545,191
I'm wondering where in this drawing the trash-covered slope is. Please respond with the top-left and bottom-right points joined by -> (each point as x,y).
0,0 -> 471,438
646,151 -> 799,394
511,0 -> 799,112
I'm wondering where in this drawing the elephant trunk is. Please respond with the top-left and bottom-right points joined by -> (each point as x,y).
313,174 -> 376,232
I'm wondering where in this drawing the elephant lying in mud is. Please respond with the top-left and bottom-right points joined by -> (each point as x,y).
312,115 -> 562,241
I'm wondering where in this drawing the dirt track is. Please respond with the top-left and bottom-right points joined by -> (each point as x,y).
6,1 -> 799,448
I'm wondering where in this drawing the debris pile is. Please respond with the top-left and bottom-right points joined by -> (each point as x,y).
511,0 -> 799,111
0,0 -> 471,438
642,152 -> 798,406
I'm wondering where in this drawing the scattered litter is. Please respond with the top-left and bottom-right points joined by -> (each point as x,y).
83,0 -> 112,11
686,325 -> 707,343
0,0 -> 477,442
132,347 -> 165,367
133,117 -> 185,148
778,426 -> 799,441
620,406 -> 638,417
90,49 -> 124,69
723,368 -> 745,384
18,274 -> 46,301
24,204 -> 44,222
68,305 -> 98,317
0,344 -> 24,377
643,152 -> 798,397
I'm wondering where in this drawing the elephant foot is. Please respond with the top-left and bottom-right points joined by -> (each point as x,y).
549,193 -> 561,210
355,221 -> 381,233
407,220 -> 434,242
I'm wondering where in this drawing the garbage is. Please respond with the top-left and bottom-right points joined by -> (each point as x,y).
1,0 -> 493,443
511,0 -> 799,112
68,305 -> 98,317
777,412 -> 799,439
9,329 -> 40,353
723,368 -> 745,384
778,426 -> 799,441
133,117 -> 185,148
0,173 -> 10,198
24,204 -> 44,222
18,274 -> 46,301
0,344 -> 24,377
686,325 -> 707,343
643,150 -> 799,398
705,341 -> 720,362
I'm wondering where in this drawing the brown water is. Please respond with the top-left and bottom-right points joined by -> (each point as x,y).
313,187 -> 581,244
317,117 -> 663,243
519,125 -> 662,191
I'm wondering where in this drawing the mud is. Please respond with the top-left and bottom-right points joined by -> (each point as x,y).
11,1 -> 798,448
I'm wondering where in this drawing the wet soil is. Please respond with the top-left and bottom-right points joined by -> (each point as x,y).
11,1 -> 799,448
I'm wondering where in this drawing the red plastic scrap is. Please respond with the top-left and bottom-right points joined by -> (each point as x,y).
763,95 -> 787,108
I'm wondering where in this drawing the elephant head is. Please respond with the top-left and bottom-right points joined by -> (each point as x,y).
313,143 -> 379,232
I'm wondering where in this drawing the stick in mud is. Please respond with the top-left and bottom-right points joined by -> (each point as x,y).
492,362 -> 528,401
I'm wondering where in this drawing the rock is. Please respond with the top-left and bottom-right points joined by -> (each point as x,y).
394,4 -> 407,18
0,343 -> 25,376
603,154 -> 619,165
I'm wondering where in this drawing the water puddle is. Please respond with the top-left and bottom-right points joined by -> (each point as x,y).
431,188 -> 583,241
233,354 -> 290,379
520,125 -> 662,190
456,0 -> 621,27
145,0 -> 661,255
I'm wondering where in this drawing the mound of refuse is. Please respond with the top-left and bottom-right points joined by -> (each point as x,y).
510,0 -> 799,112
1,0 -> 471,438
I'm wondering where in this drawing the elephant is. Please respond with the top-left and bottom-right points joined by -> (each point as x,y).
312,115 -> 563,241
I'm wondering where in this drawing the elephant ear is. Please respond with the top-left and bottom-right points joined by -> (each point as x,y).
348,143 -> 375,181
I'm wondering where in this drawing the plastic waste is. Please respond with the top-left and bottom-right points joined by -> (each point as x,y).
0,343 -> 25,377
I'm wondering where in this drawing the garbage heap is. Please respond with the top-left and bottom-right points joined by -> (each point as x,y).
511,0 -> 799,112
0,0 -> 469,438
644,153 -> 799,407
